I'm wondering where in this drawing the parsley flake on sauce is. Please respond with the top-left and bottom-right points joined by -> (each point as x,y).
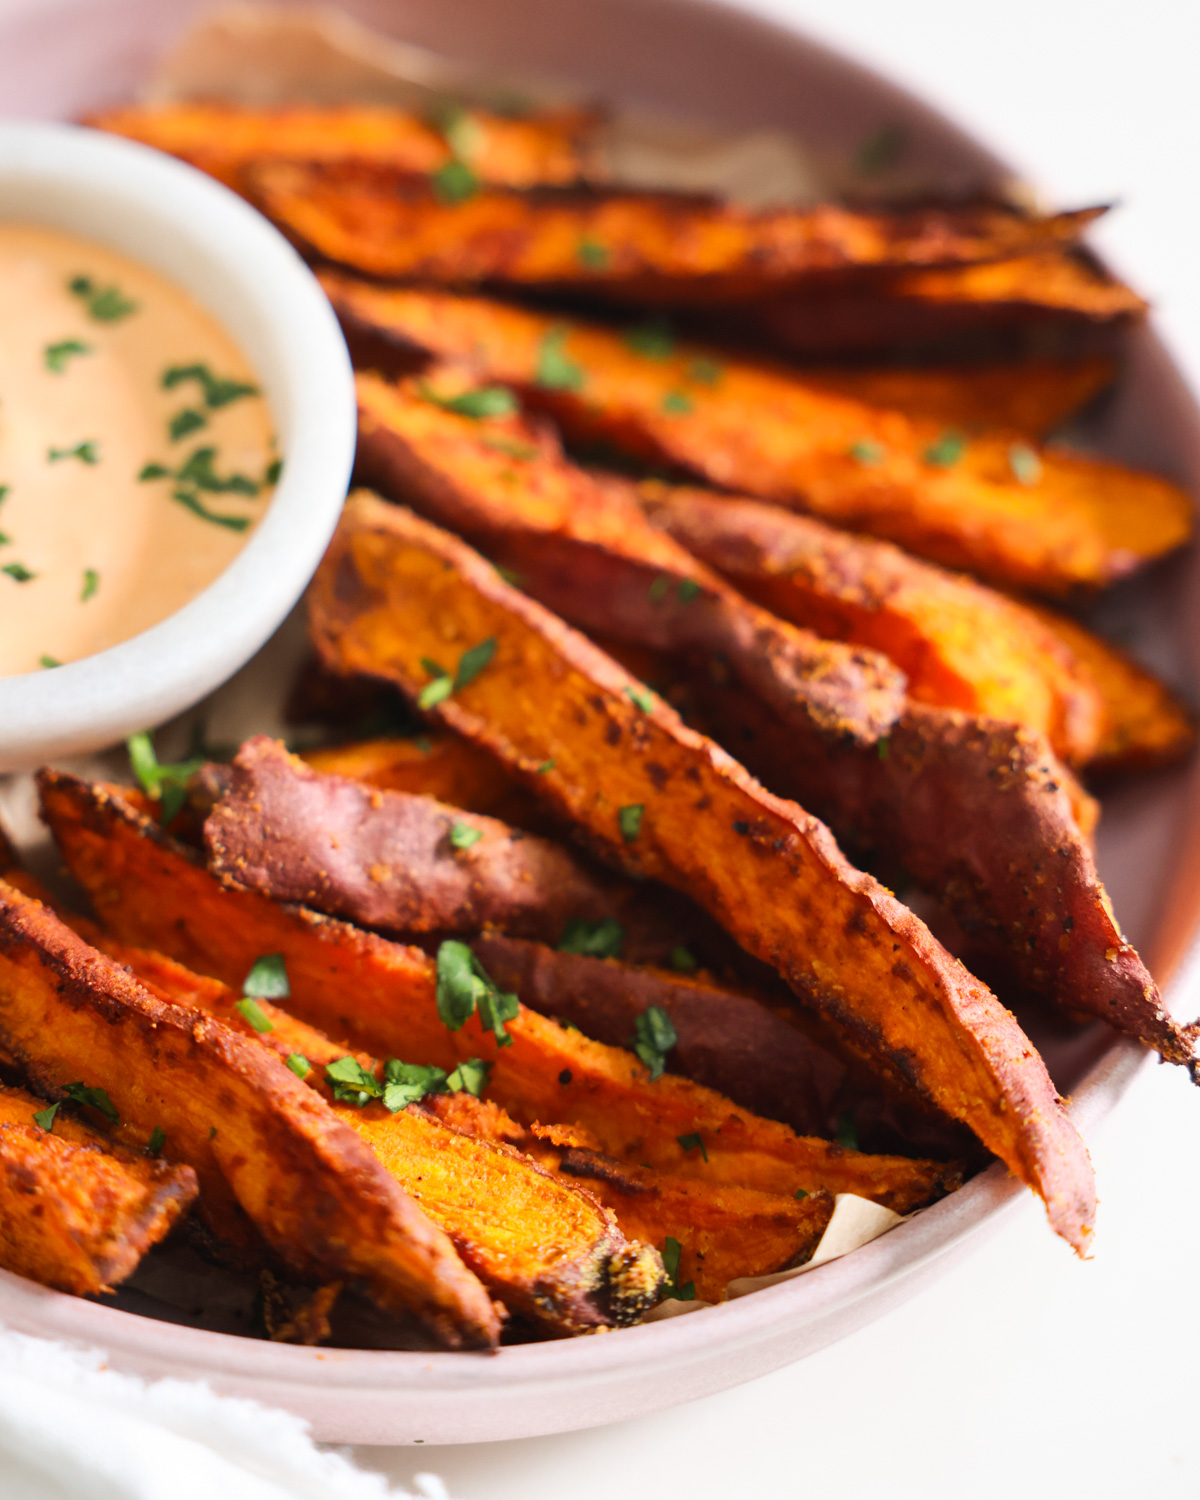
171,490 -> 252,531
618,803 -> 644,843
81,568 -> 99,602
2,563 -> 36,583
169,408 -> 207,442
45,338 -> 91,373
176,447 -> 259,495
535,327 -> 584,391
39,655 -> 61,670
162,363 -> 259,410
435,940 -> 520,1046
558,917 -> 625,959
48,440 -> 98,465
631,1004 -> 677,1079
69,274 -> 138,322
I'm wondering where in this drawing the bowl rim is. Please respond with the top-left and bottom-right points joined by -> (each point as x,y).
0,120 -> 356,768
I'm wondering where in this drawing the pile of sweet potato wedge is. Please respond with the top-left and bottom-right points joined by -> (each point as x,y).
0,96 -> 1192,1348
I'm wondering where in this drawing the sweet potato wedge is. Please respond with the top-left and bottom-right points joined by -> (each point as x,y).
0,875 -> 498,1347
1024,605 -> 1197,773
354,368 -> 906,747
0,1083 -> 196,1296
346,374 -> 1190,1064
305,493 -> 1097,1250
751,251 -> 1148,361
82,940 -> 662,1335
325,277 -> 1192,593
641,483 -> 1106,764
248,160 -> 1102,304
38,772 -> 958,1218
303,732 -> 518,809
111,943 -> 831,1306
797,357 -> 1116,438
88,101 -> 595,191
207,735 -> 637,945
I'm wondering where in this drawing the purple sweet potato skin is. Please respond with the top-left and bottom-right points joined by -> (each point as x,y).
205,736 -> 634,943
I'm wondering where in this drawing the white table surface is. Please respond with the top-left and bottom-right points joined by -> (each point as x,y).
355,3 -> 1200,1496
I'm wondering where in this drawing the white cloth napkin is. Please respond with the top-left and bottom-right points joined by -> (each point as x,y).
0,1326 -> 449,1500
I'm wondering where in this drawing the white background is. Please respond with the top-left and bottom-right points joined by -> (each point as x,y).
359,3 -> 1200,1496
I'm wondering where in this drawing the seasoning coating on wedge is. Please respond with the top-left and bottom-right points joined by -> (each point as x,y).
324,276 -> 1192,593
0,1083 -> 197,1296
88,101 -> 595,190
354,368 -> 906,747
304,494 -> 1096,1251
349,377 -> 1183,1065
249,160 -> 1102,303
0,875 -> 499,1348
38,771 -> 959,1219
207,734 -> 635,944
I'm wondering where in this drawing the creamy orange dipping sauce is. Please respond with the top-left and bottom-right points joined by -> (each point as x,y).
0,225 -> 277,677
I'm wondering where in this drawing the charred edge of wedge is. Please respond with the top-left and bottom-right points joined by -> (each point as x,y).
0,871 -> 500,1348
306,494 -> 1097,1254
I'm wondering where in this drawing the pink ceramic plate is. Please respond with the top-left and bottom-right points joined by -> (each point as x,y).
1,0 -> 1198,1447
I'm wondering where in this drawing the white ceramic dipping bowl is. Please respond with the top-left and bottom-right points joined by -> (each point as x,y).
0,122 -> 356,771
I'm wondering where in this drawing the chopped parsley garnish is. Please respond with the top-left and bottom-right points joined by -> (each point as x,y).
147,1126 -> 166,1155
923,430 -> 967,468
625,685 -> 654,713
69,274 -> 138,322
877,737 -> 890,761
162,363 -> 259,410
286,1053 -> 311,1080
795,1187 -> 809,1200
48,440 -> 99,464
0,485 -> 9,504
418,637 -> 497,710
855,123 -> 906,176
449,821 -> 484,851
39,655 -> 61,670
435,940 -> 520,1046
668,945 -> 697,973
139,462 -> 171,481
169,408 -> 207,441
63,1081 -> 119,1124
235,998 -> 274,1033
0,532 -> 9,546
2,563 -> 36,583
835,1108 -> 859,1151
171,490 -> 252,531
417,381 -> 519,420
45,338 -> 91,373
265,456 -> 283,485
661,1236 -> 695,1301
577,238 -> 609,269
647,574 -> 670,603
431,158 -> 479,205
126,730 -> 204,825
326,1051 -> 491,1110
81,568 -> 99,602
625,319 -> 675,359
1008,441 -> 1043,486
243,953 -> 290,1000
494,562 -> 523,585
676,1131 -> 707,1161
661,390 -> 693,415
848,438 -> 884,466
686,357 -> 722,386
558,916 -> 625,959
436,106 -> 483,163
176,447 -> 259,495
482,436 -> 538,462
535,327 -> 584,391
618,803 -> 644,843
676,578 -> 702,604
33,1103 -> 59,1131
631,1004 -> 677,1079
536,759 -> 556,774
